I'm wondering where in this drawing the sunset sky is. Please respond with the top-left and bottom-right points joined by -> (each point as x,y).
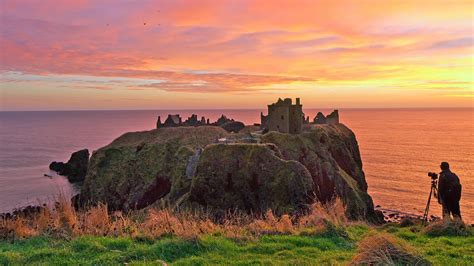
1,0 -> 473,110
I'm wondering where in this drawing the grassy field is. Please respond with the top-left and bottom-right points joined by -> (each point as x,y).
1,224 -> 473,265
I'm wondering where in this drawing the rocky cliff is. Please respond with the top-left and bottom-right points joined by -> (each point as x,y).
78,124 -> 382,222
80,127 -> 227,211
50,149 -> 89,183
260,125 -> 378,220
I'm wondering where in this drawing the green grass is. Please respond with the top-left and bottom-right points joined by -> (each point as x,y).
1,224 -> 472,265
383,224 -> 474,265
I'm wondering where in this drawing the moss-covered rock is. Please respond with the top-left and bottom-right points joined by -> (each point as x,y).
80,126 -> 228,211
185,143 -> 314,216
260,124 -> 380,222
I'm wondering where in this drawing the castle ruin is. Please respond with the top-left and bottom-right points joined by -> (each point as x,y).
261,98 -> 304,134
261,98 -> 340,134
157,98 -> 339,135
313,110 -> 339,125
157,114 -> 245,133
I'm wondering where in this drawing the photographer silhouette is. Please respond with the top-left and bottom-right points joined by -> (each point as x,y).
437,162 -> 462,219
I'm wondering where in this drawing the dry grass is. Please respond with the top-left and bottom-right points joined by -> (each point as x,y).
299,198 -> 347,227
0,197 -> 349,241
423,217 -> 472,237
351,234 -> 428,265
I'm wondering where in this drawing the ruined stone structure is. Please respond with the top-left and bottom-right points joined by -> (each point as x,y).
313,112 -> 327,124
157,113 -> 244,133
164,114 -> 182,127
261,98 -> 304,134
313,110 -> 339,125
157,114 -> 204,128
326,110 -> 339,124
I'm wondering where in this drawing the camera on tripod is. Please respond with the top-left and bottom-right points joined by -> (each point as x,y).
423,172 -> 439,225
427,172 -> 438,180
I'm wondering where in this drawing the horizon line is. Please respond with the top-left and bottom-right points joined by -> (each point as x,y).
1,106 -> 473,112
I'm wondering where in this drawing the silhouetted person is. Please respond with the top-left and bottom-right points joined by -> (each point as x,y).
437,162 -> 462,219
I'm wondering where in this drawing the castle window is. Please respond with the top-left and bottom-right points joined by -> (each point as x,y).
281,115 -> 284,120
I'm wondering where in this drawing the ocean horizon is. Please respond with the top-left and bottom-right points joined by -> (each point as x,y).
2,107 -> 472,112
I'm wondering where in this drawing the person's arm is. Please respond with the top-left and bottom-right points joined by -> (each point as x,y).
438,175 -> 446,201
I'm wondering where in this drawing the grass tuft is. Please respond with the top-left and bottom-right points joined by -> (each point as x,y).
351,233 -> 429,265
423,218 -> 472,237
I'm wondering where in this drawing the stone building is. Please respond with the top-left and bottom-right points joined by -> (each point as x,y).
326,110 -> 339,125
261,98 -> 304,134
313,110 -> 339,125
157,114 -> 182,128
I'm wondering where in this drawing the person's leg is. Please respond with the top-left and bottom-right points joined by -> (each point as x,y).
451,200 -> 462,220
441,200 -> 450,219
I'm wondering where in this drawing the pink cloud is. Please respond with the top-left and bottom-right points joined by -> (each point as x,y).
1,0 -> 473,109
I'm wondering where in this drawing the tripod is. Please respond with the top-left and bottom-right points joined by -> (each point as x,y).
422,179 -> 438,225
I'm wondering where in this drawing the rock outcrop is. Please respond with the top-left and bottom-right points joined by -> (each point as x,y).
78,124 -> 381,222
50,149 -> 89,182
186,144 -> 314,216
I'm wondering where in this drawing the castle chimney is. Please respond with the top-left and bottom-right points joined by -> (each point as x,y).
296,98 -> 301,105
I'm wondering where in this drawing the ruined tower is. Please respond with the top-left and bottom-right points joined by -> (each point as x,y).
261,98 -> 303,134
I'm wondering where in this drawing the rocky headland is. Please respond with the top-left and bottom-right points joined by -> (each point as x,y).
49,149 -> 89,183
71,123 -> 383,223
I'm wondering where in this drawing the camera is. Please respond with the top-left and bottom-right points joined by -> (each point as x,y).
427,172 -> 438,180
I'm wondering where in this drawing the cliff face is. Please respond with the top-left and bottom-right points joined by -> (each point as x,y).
79,124 -> 381,221
80,126 -> 227,211
261,124 -> 377,221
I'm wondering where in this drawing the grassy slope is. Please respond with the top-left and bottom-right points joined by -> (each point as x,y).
1,225 -> 472,265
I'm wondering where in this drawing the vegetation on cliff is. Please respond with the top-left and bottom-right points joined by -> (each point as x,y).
186,143 -> 314,216
80,126 -> 227,211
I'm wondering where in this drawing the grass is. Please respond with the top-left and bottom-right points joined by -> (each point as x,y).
0,233 -> 354,265
1,198 -> 472,265
1,225 -> 472,265
383,223 -> 474,265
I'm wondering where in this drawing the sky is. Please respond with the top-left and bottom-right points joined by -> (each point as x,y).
0,0 -> 473,110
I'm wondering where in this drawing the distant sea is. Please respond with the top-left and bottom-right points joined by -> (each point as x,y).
0,109 -> 472,222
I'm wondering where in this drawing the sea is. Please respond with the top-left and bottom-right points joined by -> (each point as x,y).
0,109 -> 472,222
